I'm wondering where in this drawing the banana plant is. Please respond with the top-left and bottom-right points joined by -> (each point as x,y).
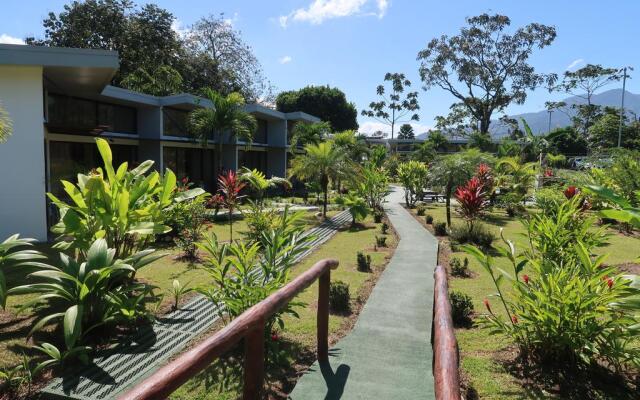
47,138 -> 204,258
10,239 -> 162,353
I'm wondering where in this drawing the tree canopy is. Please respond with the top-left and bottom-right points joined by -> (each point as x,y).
398,124 -> 415,139
276,85 -> 358,131
418,13 -> 556,135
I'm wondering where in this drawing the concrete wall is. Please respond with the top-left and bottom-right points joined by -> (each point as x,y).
267,120 -> 287,147
0,66 -> 47,241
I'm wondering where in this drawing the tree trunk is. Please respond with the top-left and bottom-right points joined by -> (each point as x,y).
321,175 -> 329,218
479,116 -> 491,135
445,182 -> 452,227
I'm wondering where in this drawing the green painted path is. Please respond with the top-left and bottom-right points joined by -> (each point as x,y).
290,186 -> 438,400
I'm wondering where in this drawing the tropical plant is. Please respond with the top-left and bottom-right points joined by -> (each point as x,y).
329,281 -> 350,313
585,185 -> 640,232
356,251 -> 372,272
0,235 -> 51,309
455,177 -> 488,232
449,291 -> 474,326
47,138 -> 204,258
496,157 -> 537,205
332,130 -> 370,163
289,141 -> 350,218
289,121 -> 331,148
534,187 -> 566,216
450,257 -> 470,277
239,167 -> 290,204
169,279 -> 193,310
546,153 -> 566,168
397,161 -> 429,207
0,101 -> 12,143
336,193 -> 369,226
10,239 -> 162,358
355,162 -> 389,211
196,208 -> 313,332
189,89 -> 258,174
217,170 -> 246,241
171,194 -> 209,259
449,223 -> 495,249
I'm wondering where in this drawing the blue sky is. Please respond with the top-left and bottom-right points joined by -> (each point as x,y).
1,0 -> 638,134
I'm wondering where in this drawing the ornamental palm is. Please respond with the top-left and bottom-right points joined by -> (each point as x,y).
218,170 -> 246,241
189,89 -> 258,174
238,167 -> 290,204
289,141 -> 349,218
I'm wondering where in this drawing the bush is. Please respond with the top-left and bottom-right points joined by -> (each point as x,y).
172,195 -> 208,259
433,221 -> 447,236
381,222 -> 389,234
329,281 -> 350,313
416,205 -> 426,216
242,200 -> 279,244
373,211 -> 383,223
449,291 -> 474,327
534,187 -> 565,216
450,223 -> 495,248
425,214 -> 433,224
356,251 -> 372,272
375,235 -> 387,247
450,257 -> 470,277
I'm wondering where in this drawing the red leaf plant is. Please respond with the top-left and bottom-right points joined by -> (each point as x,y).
455,176 -> 488,232
476,163 -> 494,190
217,170 -> 246,241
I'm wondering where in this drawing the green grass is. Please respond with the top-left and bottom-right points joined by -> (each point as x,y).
415,203 -> 640,399
171,214 -> 397,399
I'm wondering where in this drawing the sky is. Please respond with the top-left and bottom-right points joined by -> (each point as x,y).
1,0 -> 639,135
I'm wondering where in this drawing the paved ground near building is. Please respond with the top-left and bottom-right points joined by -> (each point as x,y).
290,186 -> 438,400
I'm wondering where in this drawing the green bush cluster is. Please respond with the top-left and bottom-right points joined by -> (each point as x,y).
425,214 -> 434,224
449,223 -> 495,249
449,291 -> 474,327
356,251 -> 372,272
450,257 -> 470,277
329,281 -> 350,314
433,221 -> 447,236
375,235 -> 387,247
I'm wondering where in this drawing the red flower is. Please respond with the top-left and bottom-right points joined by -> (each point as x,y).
564,186 -> 578,199
511,315 -> 518,324
522,274 -> 530,285
182,177 -> 189,184
607,278 -> 614,289
271,333 -> 279,341
483,298 -> 492,314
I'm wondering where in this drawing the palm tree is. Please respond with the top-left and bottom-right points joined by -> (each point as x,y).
496,157 -> 537,204
290,121 -> 331,148
0,102 -> 12,144
189,89 -> 258,174
289,141 -> 349,218
239,167 -> 290,204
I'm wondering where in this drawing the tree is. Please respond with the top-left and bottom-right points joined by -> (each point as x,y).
28,1 -> 183,88
588,108 -> 640,150
418,13 -> 556,135
276,85 -> 358,131
289,142 -> 349,218
425,130 -> 449,150
361,72 -> 419,139
435,103 -> 477,137
398,124 -> 415,139
182,14 -> 274,103
551,64 -> 624,134
412,141 -> 436,164
121,65 -> 183,96
397,161 -> 429,207
546,126 -> 588,155
0,102 -> 12,143
188,89 -> 257,174
332,130 -> 369,163
290,121 -> 331,148
239,167 -> 290,204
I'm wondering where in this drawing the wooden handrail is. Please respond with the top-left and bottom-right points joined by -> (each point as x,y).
432,264 -> 461,400
119,258 -> 340,400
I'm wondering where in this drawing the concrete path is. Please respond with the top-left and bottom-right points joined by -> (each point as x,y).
290,186 -> 438,400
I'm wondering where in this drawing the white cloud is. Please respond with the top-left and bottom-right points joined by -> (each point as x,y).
279,55 -> 293,64
279,0 -> 389,28
0,34 -> 25,45
566,58 -> 584,71
170,20 -> 190,38
224,12 -> 239,27
359,121 -> 432,137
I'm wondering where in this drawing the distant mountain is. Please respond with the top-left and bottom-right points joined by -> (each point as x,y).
417,89 -> 639,140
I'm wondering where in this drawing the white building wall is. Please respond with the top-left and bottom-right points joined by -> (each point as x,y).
0,66 -> 47,241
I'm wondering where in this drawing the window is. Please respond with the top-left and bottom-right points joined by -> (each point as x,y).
163,108 -> 190,137
47,93 -> 137,135
238,150 -> 267,174
254,119 -> 268,144
162,146 -> 214,188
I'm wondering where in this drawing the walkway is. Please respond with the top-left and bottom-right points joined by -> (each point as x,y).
290,186 -> 438,399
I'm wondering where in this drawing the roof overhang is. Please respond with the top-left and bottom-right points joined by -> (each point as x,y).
0,44 -> 119,94
284,111 -> 321,123
244,103 -> 286,120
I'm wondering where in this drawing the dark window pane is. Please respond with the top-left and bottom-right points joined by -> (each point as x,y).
163,108 -> 189,137
254,119 -> 267,143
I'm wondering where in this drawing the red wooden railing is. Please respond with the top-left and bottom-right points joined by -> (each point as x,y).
118,258 -> 340,400
432,264 -> 462,400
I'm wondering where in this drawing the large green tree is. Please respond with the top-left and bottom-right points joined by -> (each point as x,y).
418,13 -> 556,135
361,72 -> 420,139
276,85 -> 358,131
588,108 -> 640,151
398,124 -> 415,139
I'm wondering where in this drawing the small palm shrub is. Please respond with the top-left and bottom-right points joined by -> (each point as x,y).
336,193 -> 369,226
329,281 -> 350,313
375,235 -> 387,247
356,251 -> 371,272
425,214 -> 433,224
433,221 -> 447,236
450,257 -> 470,277
381,222 -> 389,234
373,211 -> 383,223
450,223 -> 495,249
449,291 -> 474,327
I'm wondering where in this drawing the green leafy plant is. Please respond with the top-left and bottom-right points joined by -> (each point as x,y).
397,160 -> 429,207
373,211 -> 384,223
534,187 -> 566,216
416,204 -> 426,216
169,279 -> 193,310
356,251 -> 372,272
381,222 -> 389,234
449,291 -> 474,327
172,194 -> 209,259
355,162 -> 390,211
0,234 -> 50,309
433,221 -> 447,236
242,200 -> 280,245
336,193 -> 369,226
47,138 -> 204,258
329,280 -> 350,314
425,214 -> 434,224
375,235 -> 387,248
449,223 -> 495,249
450,257 -> 470,278
239,167 -> 291,204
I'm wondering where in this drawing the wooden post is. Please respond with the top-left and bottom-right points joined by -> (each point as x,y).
243,322 -> 265,399
317,270 -> 330,362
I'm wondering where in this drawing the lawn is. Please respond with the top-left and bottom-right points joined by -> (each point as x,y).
169,214 -> 397,399
409,202 -> 640,399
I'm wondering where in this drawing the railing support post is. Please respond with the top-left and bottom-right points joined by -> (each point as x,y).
317,269 -> 330,362
243,322 -> 265,399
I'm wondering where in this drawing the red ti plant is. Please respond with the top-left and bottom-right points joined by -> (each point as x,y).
455,176 -> 488,232
475,163 -> 493,189
217,170 -> 245,241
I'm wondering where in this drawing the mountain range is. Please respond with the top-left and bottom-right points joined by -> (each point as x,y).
417,89 -> 639,139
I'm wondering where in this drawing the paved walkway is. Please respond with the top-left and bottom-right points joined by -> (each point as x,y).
290,186 -> 438,400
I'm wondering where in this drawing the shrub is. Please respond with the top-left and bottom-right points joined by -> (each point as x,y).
329,281 -> 350,313
381,222 -> 389,234
425,214 -> 433,224
455,176 -> 488,232
416,205 -> 426,216
336,193 -> 369,226
433,221 -> 447,236
356,251 -> 372,272
172,195 -> 208,259
242,200 -> 279,244
450,257 -> 470,277
534,187 -> 565,216
450,223 -> 495,248
375,235 -> 387,247
449,291 -> 474,327
397,160 -> 429,207
373,211 -> 384,223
